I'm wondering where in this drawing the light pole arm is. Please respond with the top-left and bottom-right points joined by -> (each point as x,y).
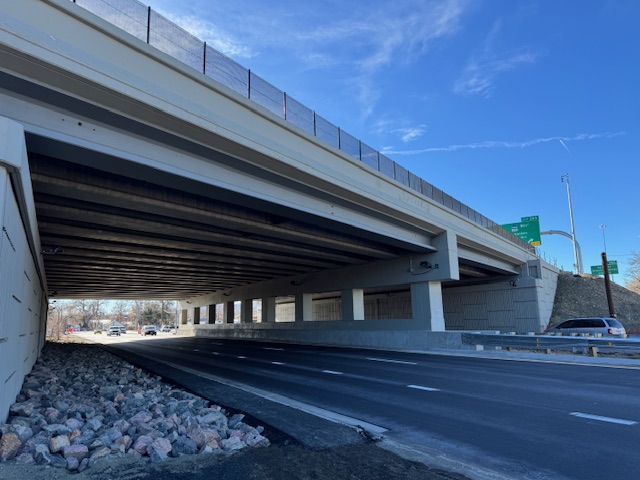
541,230 -> 583,273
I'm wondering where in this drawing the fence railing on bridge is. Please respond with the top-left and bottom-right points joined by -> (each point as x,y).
71,0 -> 535,252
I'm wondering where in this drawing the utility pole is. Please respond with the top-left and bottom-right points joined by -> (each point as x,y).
601,252 -> 615,317
561,174 -> 581,274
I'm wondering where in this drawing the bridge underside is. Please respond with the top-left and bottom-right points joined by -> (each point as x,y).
27,136 -> 515,301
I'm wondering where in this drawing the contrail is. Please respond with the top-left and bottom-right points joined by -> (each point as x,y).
558,138 -> 571,154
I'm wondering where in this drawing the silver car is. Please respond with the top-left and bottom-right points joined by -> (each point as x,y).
546,317 -> 626,337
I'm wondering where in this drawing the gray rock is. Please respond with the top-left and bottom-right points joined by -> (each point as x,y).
63,443 -> 89,460
228,413 -> 245,428
15,452 -> 35,464
0,432 -> 22,461
42,424 -> 71,436
149,447 -> 168,463
220,436 -> 244,451
171,436 -> 198,455
50,434 -> 70,453
8,424 -> 34,443
66,456 -> 80,471
65,418 -> 84,431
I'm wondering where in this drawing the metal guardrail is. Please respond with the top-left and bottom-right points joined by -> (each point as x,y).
462,332 -> 640,357
68,0 -> 537,254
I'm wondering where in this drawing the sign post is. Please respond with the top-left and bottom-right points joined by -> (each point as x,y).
601,252 -> 615,317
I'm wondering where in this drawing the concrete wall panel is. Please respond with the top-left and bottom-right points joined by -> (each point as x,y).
0,120 -> 47,423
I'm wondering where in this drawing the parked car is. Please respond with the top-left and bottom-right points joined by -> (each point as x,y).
546,317 -> 626,337
106,326 -> 121,336
141,325 -> 157,336
160,325 -> 172,332
118,326 -> 126,334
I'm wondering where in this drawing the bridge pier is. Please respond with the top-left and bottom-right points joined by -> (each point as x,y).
341,289 -> 365,321
411,282 -> 445,331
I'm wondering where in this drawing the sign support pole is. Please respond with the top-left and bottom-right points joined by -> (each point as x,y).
601,252 -> 615,317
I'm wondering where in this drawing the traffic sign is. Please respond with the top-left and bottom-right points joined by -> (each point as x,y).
590,261 -> 618,276
501,215 -> 541,246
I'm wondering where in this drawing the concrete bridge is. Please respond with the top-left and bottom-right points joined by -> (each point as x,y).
0,0 -> 559,420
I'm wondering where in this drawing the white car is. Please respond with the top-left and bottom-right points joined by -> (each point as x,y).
141,325 -> 157,336
106,326 -> 121,336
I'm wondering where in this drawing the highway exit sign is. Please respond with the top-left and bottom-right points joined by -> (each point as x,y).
501,215 -> 541,246
591,261 -> 619,276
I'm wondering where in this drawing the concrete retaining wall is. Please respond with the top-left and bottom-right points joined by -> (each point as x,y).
0,118 -> 48,423
180,320 -> 468,351
443,260 -> 559,333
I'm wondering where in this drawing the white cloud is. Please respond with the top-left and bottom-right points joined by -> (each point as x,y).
382,132 -> 626,155
398,125 -> 428,143
455,51 -> 537,97
455,18 -> 538,97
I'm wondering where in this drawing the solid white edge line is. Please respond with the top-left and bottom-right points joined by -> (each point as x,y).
570,412 -> 637,425
407,384 -> 440,392
367,357 -> 417,365
129,352 -> 388,434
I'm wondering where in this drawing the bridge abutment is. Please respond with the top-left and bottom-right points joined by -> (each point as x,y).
0,117 -> 47,423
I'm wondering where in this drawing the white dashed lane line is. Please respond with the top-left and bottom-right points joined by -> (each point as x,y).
367,357 -> 417,365
570,412 -> 637,425
322,370 -> 344,375
263,347 -> 284,351
407,384 -> 440,392
271,362 -> 286,365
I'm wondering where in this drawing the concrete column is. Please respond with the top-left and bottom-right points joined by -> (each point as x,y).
295,293 -> 313,322
242,299 -> 253,323
193,307 -> 200,324
225,301 -> 235,324
410,281 -> 445,331
341,289 -> 364,321
180,309 -> 188,325
207,304 -> 216,324
261,297 -> 276,323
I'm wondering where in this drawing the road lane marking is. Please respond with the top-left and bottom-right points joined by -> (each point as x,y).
237,356 -> 246,359
211,352 -> 220,355
570,412 -> 637,425
407,384 -> 440,392
264,347 -> 284,351
272,361 -> 286,365
322,370 -> 343,375
193,349 -> 199,352
367,357 -> 417,365
126,351 -> 388,434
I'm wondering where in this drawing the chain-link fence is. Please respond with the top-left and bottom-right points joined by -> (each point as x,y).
70,0 -> 535,252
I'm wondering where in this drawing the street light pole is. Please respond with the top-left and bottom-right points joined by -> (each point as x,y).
561,173 -> 581,274
599,224 -> 607,253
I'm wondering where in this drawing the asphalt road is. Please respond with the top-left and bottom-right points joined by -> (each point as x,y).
92,334 -> 640,479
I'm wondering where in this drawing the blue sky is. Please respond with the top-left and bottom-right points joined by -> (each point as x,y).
141,0 -> 639,284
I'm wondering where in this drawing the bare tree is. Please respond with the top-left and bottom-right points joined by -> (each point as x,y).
71,299 -> 107,329
47,300 -> 72,340
111,300 -> 132,325
626,252 -> 640,294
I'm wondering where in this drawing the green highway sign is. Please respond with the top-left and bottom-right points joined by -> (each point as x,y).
501,215 -> 541,246
591,261 -> 618,276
